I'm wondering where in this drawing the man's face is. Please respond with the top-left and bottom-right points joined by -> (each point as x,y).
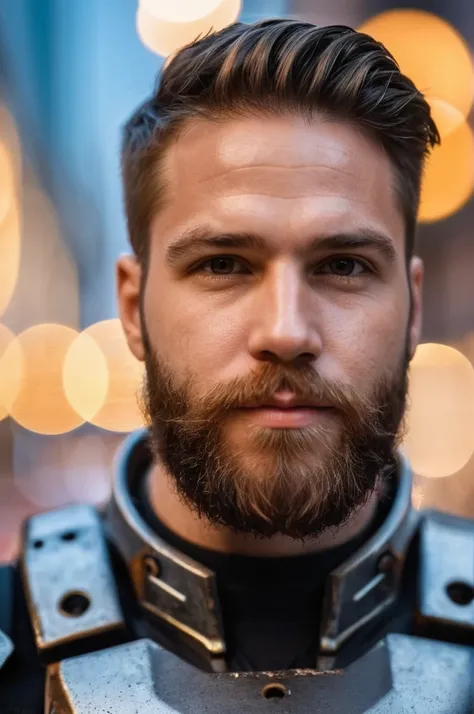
118,114 -> 423,540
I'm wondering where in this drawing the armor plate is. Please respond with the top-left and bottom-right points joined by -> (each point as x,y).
17,433 -> 474,712
46,633 -> 473,713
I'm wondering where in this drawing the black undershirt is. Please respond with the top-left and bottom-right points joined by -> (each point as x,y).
137,472 -> 396,671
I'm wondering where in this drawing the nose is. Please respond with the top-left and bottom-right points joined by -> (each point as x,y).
247,262 -> 322,365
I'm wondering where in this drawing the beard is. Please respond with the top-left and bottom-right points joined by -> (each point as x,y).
140,330 -> 410,541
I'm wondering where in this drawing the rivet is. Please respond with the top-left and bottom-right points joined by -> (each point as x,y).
144,555 -> 161,578
377,552 -> 395,574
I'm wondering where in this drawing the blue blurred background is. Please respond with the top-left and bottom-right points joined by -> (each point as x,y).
0,0 -> 474,560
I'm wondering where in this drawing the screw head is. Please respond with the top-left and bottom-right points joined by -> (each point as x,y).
377,552 -> 395,574
143,555 -> 160,577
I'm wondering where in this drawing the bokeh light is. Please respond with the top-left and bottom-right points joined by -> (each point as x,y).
428,98 -> 465,140
3,186 -> 79,331
140,0 -> 224,23
404,343 -> 474,478
63,331 -> 109,422
0,105 -> 21,191
65,319 -> 145,433
2,324 -> 84,435
0,107 -> 21,319
418,120 -> 474,222
358,10 -> 474,125
0,140 -> 15,225
0,200 -> 21,318
0,323 -> 19,421
137,0 -> 241,57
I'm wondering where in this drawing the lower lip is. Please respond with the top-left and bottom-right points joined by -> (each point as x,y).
239,407 -> 334,428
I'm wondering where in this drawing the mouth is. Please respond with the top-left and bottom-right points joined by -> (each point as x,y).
240,392 -> 334,410
236,395 -> 336,428
242,403 -> 333,410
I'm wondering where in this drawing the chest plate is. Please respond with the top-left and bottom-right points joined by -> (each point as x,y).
46,633 -> 472,714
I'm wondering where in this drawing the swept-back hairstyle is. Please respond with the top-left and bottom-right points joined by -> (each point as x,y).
122,19 -> 439,265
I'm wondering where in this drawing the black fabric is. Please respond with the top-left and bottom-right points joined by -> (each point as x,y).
135,470 -> 398,671
0,564 -> 45,713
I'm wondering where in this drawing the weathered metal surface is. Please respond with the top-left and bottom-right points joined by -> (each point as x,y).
418,510 -> 474,631
46,633 -> 473,713
107,430 -> 226,659
320,453 -> 418,653
21,504 -> 125,653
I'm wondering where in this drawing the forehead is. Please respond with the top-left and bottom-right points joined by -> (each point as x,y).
154,114 -> 405,248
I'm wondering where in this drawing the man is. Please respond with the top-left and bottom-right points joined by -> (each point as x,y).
1,18 -> 473,713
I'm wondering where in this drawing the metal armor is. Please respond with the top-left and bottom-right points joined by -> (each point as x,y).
1,430 -> 473,713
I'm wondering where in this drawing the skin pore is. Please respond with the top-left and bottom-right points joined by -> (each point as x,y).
117,113 -> 423,557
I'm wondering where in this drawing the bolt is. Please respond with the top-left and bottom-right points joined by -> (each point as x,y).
144,555 -> 160,578
377,552 -> 395,574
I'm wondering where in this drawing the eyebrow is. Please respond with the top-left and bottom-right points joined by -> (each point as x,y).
164,226 -> 398,267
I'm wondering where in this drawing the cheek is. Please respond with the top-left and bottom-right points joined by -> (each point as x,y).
144,276 -> 245,378
323,293 -> 408,387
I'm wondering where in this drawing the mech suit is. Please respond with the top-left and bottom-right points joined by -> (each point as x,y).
0,428 -> 473,713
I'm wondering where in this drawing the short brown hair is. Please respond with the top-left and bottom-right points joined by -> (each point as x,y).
121,19 -> 440,265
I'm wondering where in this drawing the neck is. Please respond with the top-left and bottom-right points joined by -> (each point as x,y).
146,462 -> 381,557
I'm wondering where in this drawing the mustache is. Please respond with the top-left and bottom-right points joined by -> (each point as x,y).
140,332 -> 410,539
147,358 -> 388,433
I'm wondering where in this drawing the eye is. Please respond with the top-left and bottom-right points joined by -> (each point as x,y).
318,258 -> 368,277
199,256 -> 247,275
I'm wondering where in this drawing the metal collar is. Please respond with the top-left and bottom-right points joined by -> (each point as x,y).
106,430 -> 418,667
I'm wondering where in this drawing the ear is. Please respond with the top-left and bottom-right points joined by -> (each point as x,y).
408,256 -> 423,360
116,254 -> 145,361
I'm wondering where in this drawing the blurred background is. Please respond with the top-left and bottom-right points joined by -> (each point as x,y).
0,0 -> 473,561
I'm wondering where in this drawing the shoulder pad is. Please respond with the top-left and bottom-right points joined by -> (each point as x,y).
20,504 -> 126,663
417,509 -> 474,642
